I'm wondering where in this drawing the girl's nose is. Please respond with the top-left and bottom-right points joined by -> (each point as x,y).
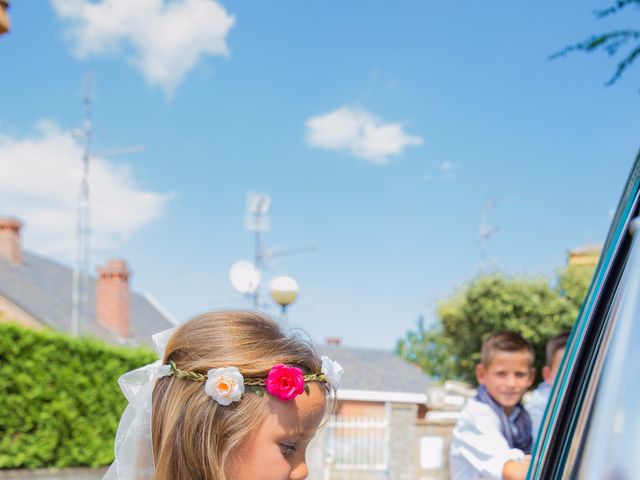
290,461 -> 308,480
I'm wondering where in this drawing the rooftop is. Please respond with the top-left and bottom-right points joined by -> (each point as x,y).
0,251 -> 176,347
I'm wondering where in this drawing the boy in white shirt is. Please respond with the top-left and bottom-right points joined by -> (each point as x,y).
450,331 -> 536,480
525,331 -> 569,444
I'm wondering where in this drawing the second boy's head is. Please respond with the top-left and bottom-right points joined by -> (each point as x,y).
476,331 -> 535,415
543,331 -> 569,386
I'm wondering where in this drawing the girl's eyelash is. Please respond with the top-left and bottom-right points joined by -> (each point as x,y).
279,443 -> 296,456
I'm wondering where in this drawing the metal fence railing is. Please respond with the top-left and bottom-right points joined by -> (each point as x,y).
325,415 -> 389,472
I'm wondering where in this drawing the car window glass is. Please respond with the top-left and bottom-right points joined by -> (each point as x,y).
574,219 -> 640,480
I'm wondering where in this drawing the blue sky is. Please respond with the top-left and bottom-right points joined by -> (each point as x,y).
1,1 -> 638,350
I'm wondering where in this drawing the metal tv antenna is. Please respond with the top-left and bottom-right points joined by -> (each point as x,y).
478,199 -> 500,268
69,72 -> 146,336
232,192 -> 314,310
70,71 -> 94,337
243,192 -> 272,307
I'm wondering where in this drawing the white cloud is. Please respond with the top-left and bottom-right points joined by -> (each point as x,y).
421,160 -> 461,182
439,160 -> 460,178
0,121 -> 171,259
305,106 -> 423,164
51,0 -> 235,95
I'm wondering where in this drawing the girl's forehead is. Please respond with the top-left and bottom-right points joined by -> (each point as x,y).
265,384 -> 326,436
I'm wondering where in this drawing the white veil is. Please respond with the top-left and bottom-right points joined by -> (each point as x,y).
103,327 -> 175,480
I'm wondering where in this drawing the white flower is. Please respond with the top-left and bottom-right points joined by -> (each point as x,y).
205,367 -> 245,406
321,356 -> 344,389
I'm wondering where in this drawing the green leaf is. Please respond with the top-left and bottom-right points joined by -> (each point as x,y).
0,320 -> 156,468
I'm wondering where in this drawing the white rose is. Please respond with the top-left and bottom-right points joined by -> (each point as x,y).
205,367 -> 245,406
321,356 -> 344,389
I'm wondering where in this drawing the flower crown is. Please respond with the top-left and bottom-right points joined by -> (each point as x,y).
166,355 -> 343,405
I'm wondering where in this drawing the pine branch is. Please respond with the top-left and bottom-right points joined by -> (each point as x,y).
607,44 -> 640,84
596,0 -> 640,18
551,30 -> 640,85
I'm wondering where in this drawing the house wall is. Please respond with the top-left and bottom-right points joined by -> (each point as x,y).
0,296 -> 43,330
336,400 -> 385,417
337,400 -> 426,419
310,403 -> 457,480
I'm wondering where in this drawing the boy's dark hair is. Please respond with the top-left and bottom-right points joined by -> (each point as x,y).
545,331 -> 570,366
480,330 -> 535,366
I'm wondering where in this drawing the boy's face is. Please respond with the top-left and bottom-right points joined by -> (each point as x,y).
542,347 -> 566,386
476,350 -> 535,415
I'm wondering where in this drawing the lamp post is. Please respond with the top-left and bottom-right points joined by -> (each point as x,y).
269,276 -> 299,315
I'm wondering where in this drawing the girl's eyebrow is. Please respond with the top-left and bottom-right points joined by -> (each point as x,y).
301,412 -> 325,435
279,411 -> 324,439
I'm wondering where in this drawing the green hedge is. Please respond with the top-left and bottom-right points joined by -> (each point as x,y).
0,321 -> 156,469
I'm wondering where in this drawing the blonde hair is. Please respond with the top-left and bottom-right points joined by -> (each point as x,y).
151,310 -> 327,480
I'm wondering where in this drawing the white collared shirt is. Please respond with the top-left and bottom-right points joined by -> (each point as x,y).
449,398 -> 526,480
525,382 -> 551,444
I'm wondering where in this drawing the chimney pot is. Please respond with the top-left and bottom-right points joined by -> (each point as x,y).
0,217 -> 22,265
97,259 -> 131,337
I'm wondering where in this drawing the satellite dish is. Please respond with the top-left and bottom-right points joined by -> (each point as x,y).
229,261 -> 261,294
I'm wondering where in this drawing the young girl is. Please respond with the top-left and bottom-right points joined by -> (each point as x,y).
104,310 -> 343,480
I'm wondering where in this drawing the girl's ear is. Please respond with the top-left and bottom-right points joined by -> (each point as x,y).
475,363 -> 486,385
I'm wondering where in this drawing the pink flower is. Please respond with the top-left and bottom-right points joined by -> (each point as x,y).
265,364 -> 305,401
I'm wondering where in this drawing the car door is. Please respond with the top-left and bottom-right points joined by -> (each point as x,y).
528,150 -> 640,479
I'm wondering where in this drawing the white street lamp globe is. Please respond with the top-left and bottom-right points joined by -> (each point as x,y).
229,260 -> 261,294
270,276 -> 299,310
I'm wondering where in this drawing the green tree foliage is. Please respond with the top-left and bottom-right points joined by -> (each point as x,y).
0,321 -> 156,469
397,266 -> 595,384
395,316 -> 458,381
552,0 -> 640,87
557,264 -> 598,310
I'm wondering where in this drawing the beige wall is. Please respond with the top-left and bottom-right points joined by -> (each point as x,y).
414,417 -> 457,480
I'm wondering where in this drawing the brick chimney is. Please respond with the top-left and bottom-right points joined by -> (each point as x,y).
0,1 -> 10,36
97,259 -> 131,338
0,218 -> 22,265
